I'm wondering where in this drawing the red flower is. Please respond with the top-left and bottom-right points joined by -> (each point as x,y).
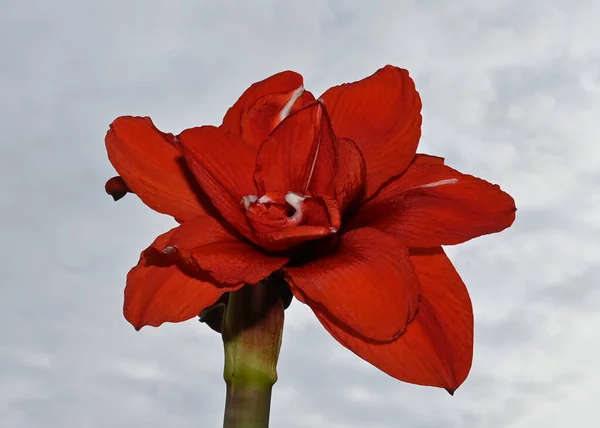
105,66 -> 516,392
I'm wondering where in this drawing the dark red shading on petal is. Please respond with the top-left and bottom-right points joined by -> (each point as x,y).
351,162 -> 517,247
254,102 -> 338,198
105,176 -> 130,201
164,215 -> 288,285
124,229 -> 241,330
179,126 -> 258,239
221,70 -> 315,148
320,66 -> 422,200
199,294 -> 229,333
309,247 -> 473,391
335,138 -> 366,213
285,228 -> 419,342
105,116 -> 207,221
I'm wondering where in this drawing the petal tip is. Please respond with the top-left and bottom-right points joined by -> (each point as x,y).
105,176 -> 130,201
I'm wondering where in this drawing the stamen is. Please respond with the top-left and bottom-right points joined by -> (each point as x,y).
285,192 -> 307,223
414,178 -> 459,189
303,104 -> 323,192
329,227 -> 338,233
279,86 -> 305,121
258,195 -> 275,204
241,195 -> 258,209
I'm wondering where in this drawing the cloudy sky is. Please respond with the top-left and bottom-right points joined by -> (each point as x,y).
1,0 -> 599,426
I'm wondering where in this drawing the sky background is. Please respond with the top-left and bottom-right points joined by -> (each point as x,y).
1,0 -> 599,427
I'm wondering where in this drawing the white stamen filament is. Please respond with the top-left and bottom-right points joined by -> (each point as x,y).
304,105 -> 324,192
257,195 -> 275,204
305,136 -> 321,193
285,192 -> 307,223
413,178 -> 459,189
241,195 -> 258,209
278,86 -> 305,121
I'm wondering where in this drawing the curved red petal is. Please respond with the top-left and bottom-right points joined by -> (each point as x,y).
413,153 -> 445,165
254,102 -> 337,198
285,228 -> 419,342
309,247 -> 473,391
179,126 -> 258,239
221,70 -> 315,148
105,176 -> 130,201
335,138 -> 366,213
124,229 -> 240,330
165,215 -> 288,285
320,66 -> 422,200
105,116 -> 208,221
352,162 -> 516,247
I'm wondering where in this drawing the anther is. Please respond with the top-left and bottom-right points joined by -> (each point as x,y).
241,195 -> 258,209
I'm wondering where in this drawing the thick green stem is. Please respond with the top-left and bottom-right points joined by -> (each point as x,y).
221,280 -> 284,428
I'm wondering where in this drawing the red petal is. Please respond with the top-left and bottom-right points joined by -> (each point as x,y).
222,71 -> 315,148
414,153 -> 445,165
335,138 -> 366,213
241,89 -> 315,149
320,66 -> 422,200
179,126 -> 258,239
285,228 -> 419,342
257,225 -> 337,252
164,215 -> 288,285
124,229 -> 240,330
352,162 -> 516,247
254,102 -> 337,198
105,176 -> 130,201
105,116 -> 207,221
310,247 -> 473,391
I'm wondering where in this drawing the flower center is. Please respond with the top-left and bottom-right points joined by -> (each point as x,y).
241,191 -> 307,231
242,189 -> 338,234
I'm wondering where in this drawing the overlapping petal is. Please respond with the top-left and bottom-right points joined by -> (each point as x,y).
413,153 -> 445,165
105,116 -> 208,221
179,126 -> 258,238
351,162 -> 516,247
334,138 -> 366,213
221,70 -> 315,148
320,65 -> 422,199
285,228 -> 419,342
124,229 -> 240,330
157,215 -> 288,284
310,247 -> 473,391
254,102 -> 338,198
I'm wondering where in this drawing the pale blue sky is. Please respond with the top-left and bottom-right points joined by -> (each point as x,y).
1,0 -> 599,427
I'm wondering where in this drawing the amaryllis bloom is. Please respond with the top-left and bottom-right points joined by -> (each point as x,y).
105,66 -> 516,393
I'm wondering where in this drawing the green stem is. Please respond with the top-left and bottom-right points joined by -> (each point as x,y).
221,280 -> 285,428
223,382 -> 272,428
